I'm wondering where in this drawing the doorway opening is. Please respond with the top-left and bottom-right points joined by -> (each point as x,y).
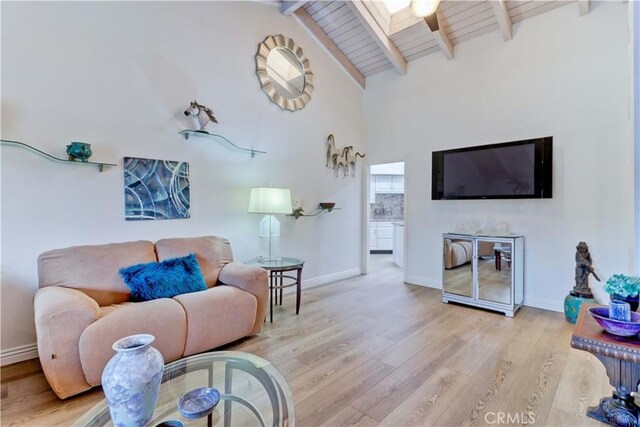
367,161 -> 406,277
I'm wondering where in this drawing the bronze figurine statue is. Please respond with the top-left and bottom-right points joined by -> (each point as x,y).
571,241 -> 600,298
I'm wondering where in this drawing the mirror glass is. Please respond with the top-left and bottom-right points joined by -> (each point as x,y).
477,240 -> 512,304
266,47 -> 305,100
443,238 -> 473,298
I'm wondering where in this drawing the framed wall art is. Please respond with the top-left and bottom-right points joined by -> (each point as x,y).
124,157 -> 190,220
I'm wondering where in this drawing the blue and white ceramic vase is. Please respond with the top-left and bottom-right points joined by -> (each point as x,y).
102,334 -> 164,427
610,294 -> 640,312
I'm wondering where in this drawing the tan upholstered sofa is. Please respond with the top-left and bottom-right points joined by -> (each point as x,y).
444,239 -> 494,269
34,236 -> 268,399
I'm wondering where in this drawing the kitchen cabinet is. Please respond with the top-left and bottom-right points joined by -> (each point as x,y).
369,227 -> 377,250
371,175 -> 404,194
374,176 -> 392,192
391,175 -> 404,193
393,223 -> 404,267
370,221 -> 394,251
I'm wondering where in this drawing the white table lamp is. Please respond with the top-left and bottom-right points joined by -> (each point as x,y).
248,187 -> 292,261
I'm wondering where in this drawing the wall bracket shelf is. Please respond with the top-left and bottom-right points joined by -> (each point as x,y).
0,139 -> 117,172
289,204 -> 341,219
179,130 -> 266,158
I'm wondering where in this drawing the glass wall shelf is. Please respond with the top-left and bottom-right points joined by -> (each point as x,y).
289,204 -> 341,219
0,139 -> 116,172
179,130 -> 266,158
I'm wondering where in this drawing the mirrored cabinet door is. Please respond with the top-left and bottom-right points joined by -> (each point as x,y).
477,240 -> 512,305
443,237 -> 474,298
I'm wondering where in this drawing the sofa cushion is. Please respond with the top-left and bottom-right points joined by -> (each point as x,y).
79,298 -> 187,386
38,241 -> 157,306
173,286 -> 256,356
457,241 -> 473,259
119,254 -> 207,301
155,236 -> 233,288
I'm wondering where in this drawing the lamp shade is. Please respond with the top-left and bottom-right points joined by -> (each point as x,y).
248,187 -> 292,214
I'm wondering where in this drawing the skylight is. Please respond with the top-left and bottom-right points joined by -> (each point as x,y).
382,0 -> 411,14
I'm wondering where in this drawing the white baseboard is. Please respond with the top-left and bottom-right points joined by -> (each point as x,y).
304,267 -> 362,288
283,267 -> 362,294
1,343 -> 38,366
403,276 -> 564,314
405,275 -> 442,289
523,296 -> 564,313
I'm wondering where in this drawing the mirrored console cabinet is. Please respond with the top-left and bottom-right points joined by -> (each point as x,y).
442,233 -> 524,317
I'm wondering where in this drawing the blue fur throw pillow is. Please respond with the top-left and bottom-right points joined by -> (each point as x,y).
119,254 -> 207,302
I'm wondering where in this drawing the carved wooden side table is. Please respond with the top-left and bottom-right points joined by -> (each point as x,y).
571,304 -> 640,427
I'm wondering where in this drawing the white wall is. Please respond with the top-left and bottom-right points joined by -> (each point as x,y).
363,2 -> 632,311
0,1 -> 364,361
634,0 -> 640,274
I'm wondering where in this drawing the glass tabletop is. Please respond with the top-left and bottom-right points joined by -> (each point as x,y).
246,257 -> 304,270
73,351 -> 294,427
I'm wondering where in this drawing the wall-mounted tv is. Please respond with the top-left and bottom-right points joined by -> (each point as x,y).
432,137 -> 552,200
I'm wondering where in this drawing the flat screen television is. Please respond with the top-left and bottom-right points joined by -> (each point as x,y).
432,137 -> 552,200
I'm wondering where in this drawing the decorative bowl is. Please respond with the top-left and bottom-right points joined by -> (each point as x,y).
156,421 -> 184,427
178,387 -> 221,419
319,202 -> 335,211
66,142 -> 92,162
588,307 -> 640,337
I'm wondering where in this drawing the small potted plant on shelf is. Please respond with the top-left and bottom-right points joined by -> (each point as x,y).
604,274 -> 640,311
291,207 -> 304,219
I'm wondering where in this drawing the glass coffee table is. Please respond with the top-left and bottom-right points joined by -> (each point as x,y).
73,351 -> 294,427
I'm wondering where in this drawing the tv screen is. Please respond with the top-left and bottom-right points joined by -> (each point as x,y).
432,137 -> 552,200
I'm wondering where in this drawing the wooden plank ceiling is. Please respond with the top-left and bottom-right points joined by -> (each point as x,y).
283,0 -> 583,88
306,1 -> 395,77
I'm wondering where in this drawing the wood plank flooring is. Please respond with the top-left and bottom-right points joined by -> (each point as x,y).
1,265 -> 611,426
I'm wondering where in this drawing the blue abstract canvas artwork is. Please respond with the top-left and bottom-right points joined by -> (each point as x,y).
124,157 -> 190,220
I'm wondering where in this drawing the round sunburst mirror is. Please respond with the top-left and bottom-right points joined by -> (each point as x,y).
256,35 -> 314,112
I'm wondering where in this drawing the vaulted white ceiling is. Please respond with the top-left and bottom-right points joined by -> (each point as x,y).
281,0 -> 590,88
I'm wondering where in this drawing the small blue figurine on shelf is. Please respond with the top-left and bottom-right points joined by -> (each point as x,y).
564,241 -> 599,324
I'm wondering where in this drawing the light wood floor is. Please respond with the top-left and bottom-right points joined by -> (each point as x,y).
1,265 -> 611,426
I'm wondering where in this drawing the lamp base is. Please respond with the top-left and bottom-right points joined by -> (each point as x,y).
259,215 -> 281,262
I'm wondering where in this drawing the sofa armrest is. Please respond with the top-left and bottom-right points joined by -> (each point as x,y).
218,262 -> 268,334
34,287 -> 100,399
